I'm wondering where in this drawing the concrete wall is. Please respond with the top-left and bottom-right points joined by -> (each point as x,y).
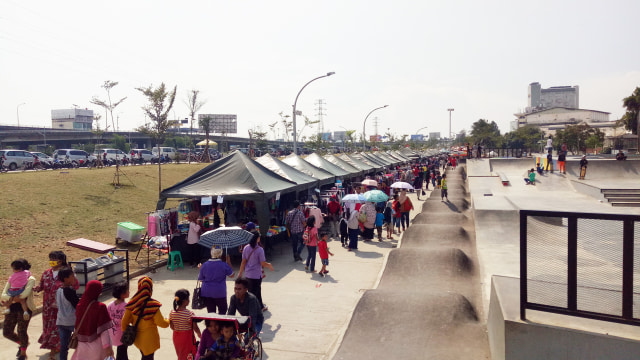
488,276 -> 640,360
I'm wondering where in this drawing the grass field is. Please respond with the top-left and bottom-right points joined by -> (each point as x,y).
0,163 -> 208,288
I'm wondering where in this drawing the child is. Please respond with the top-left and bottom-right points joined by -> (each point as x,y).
383,201 -> 393,240
536,162 -> 543,175
55,267 -> 79,360
436,172 -> 443,189
204,322 -> 242,359
375,207 -> 384,241
170,289 -> 201,360
525,168 -> 536,185
318,233 -> 334,277
3,259 -> 31,320
196,320 -> 220,360
339,212 -> 349,247
441,174 -> 449,202
108,281 -> 130,360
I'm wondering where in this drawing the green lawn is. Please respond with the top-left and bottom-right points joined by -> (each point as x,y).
0,163 -> 208,282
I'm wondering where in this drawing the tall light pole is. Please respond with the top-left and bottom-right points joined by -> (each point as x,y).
292,72 -> 335,155
415,126 -> 428,141
16,102 -> 26,126
447,108 -> 454,146
363,105 -> 388,151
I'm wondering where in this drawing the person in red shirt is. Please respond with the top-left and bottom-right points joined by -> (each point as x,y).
317,233 -> 334,277
326,197 -> 341,239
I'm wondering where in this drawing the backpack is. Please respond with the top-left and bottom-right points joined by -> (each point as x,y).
358,209 -> 367,223
383,206 -> 392,221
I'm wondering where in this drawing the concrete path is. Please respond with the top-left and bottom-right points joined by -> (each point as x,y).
0,191 -> 424,360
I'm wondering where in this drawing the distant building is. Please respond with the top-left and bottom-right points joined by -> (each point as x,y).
429,132 -> 440,140
51,108 -> 93,130
333,131 -> 347,141
527,82 -> 579,113
514,107 -> 622,136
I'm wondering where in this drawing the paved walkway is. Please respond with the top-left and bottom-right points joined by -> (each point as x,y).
0,191 -> 425,360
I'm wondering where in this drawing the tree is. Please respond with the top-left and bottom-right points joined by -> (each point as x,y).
252,130 -> 268,155
554,123 -> 603,155
278,112 -> 292,142
185,90 -> 206,163
470,119 -> 502,148
503,125 -> 544,149
136,83 -> 177,196
90,80 -> 127,131
619,87 -> 640,134
199,116 -> 214,162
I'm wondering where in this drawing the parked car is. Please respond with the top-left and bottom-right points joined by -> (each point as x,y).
0,149 -> 35,170
30,151 -> 54,166
176,148 -> 191,160
53,149 -> 96,164
131,149 -> 158,163
151,146 -> 177,160
92,148 -> 129,161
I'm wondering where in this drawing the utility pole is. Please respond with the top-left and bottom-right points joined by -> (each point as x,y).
315,99 -> 326,137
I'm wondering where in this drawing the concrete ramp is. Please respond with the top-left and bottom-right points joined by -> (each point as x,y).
333,165 -> 489,359
566,159 -> 640,180
466,158 -> 493,176
489,157 -> 537,175
333,290 -> 489,360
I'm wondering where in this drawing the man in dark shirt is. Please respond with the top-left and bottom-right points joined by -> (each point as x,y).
285,200 -> 306,261
227,278 -> 264,337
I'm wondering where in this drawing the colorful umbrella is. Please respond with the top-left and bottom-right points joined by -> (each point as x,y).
363,190 -> 389,203
199,226 -> 254,249
390,181 -> 414,190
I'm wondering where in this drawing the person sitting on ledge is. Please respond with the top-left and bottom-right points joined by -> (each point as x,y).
616,150 -> 627,161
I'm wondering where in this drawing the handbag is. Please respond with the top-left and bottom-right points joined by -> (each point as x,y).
68,300 -> 96,349
121,298 -> 149,346
192,280 -> 205,310
358,210 -> 367,223
422,189 -> 426,196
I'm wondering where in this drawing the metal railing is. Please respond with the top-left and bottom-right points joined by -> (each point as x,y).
520,210 -> 640,326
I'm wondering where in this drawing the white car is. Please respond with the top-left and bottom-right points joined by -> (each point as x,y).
93,148 -> 129,161
30,151 -> 54,166
52,149 -> 96,164
0,149 -> 35,170
152,146 -> 177,160
131,149 -> 158,162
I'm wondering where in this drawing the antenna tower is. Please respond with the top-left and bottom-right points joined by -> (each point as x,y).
315,99 -> 326,136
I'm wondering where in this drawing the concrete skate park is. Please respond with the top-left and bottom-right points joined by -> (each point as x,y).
3,157 -> 639,359
334,157 -> 640,360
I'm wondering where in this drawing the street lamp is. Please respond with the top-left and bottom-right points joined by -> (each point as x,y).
447,108 -> 454,145
363,105 -> 389,151
292,72 -> 335,155
16,102 -> 26,126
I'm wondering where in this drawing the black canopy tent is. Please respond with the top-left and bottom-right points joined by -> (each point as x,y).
157,151 -> 298,236
303,152 -> 355,178
281,154 -> 336,187
255,153 -> 319,192
323,154 -> 364,177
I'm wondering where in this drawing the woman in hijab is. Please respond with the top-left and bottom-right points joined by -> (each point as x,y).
121,276 -> 170,360
71,280 -> 114,360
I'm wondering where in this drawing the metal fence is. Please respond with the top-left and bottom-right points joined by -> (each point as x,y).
520,210 -> 640,326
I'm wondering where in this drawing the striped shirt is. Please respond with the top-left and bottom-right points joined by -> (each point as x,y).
169,308 -> 194,331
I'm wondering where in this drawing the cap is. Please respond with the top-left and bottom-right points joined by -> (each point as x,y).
246,222 -> 256,231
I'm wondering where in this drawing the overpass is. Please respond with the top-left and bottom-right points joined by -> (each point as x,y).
0,125 -> 292,150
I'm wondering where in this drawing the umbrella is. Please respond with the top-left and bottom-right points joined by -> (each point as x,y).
390,181 -> 414,190
361,179 -> 378,187
196,139 -> 218,146
342,193 -> 366,202
199,226 -> 253,249
363,190 -> 389,203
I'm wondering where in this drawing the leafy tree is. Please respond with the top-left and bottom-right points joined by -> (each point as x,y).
470,119 -> 502,148
619,87 -> 640,134
135,83 -> 177,196
90,80 -> 127,131
253,130 -> 268,154
199,116 -> 214,162
554,123 -> 603,155
503,125 -> 544,149
113,134 -> 127,152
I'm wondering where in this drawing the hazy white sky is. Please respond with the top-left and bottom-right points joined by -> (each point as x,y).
2,0 -> 639,140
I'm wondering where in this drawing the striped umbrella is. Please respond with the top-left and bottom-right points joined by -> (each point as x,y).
199,226 -> 254,249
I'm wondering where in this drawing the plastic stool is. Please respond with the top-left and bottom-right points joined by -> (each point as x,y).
167,251 -> 184,271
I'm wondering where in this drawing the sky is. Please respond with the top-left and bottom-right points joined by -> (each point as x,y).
2,0 -> 640,141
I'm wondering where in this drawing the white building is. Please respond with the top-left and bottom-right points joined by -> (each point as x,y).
51,108 -> 93,130
514,107 -> 625,137
527,82 -> 579,113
